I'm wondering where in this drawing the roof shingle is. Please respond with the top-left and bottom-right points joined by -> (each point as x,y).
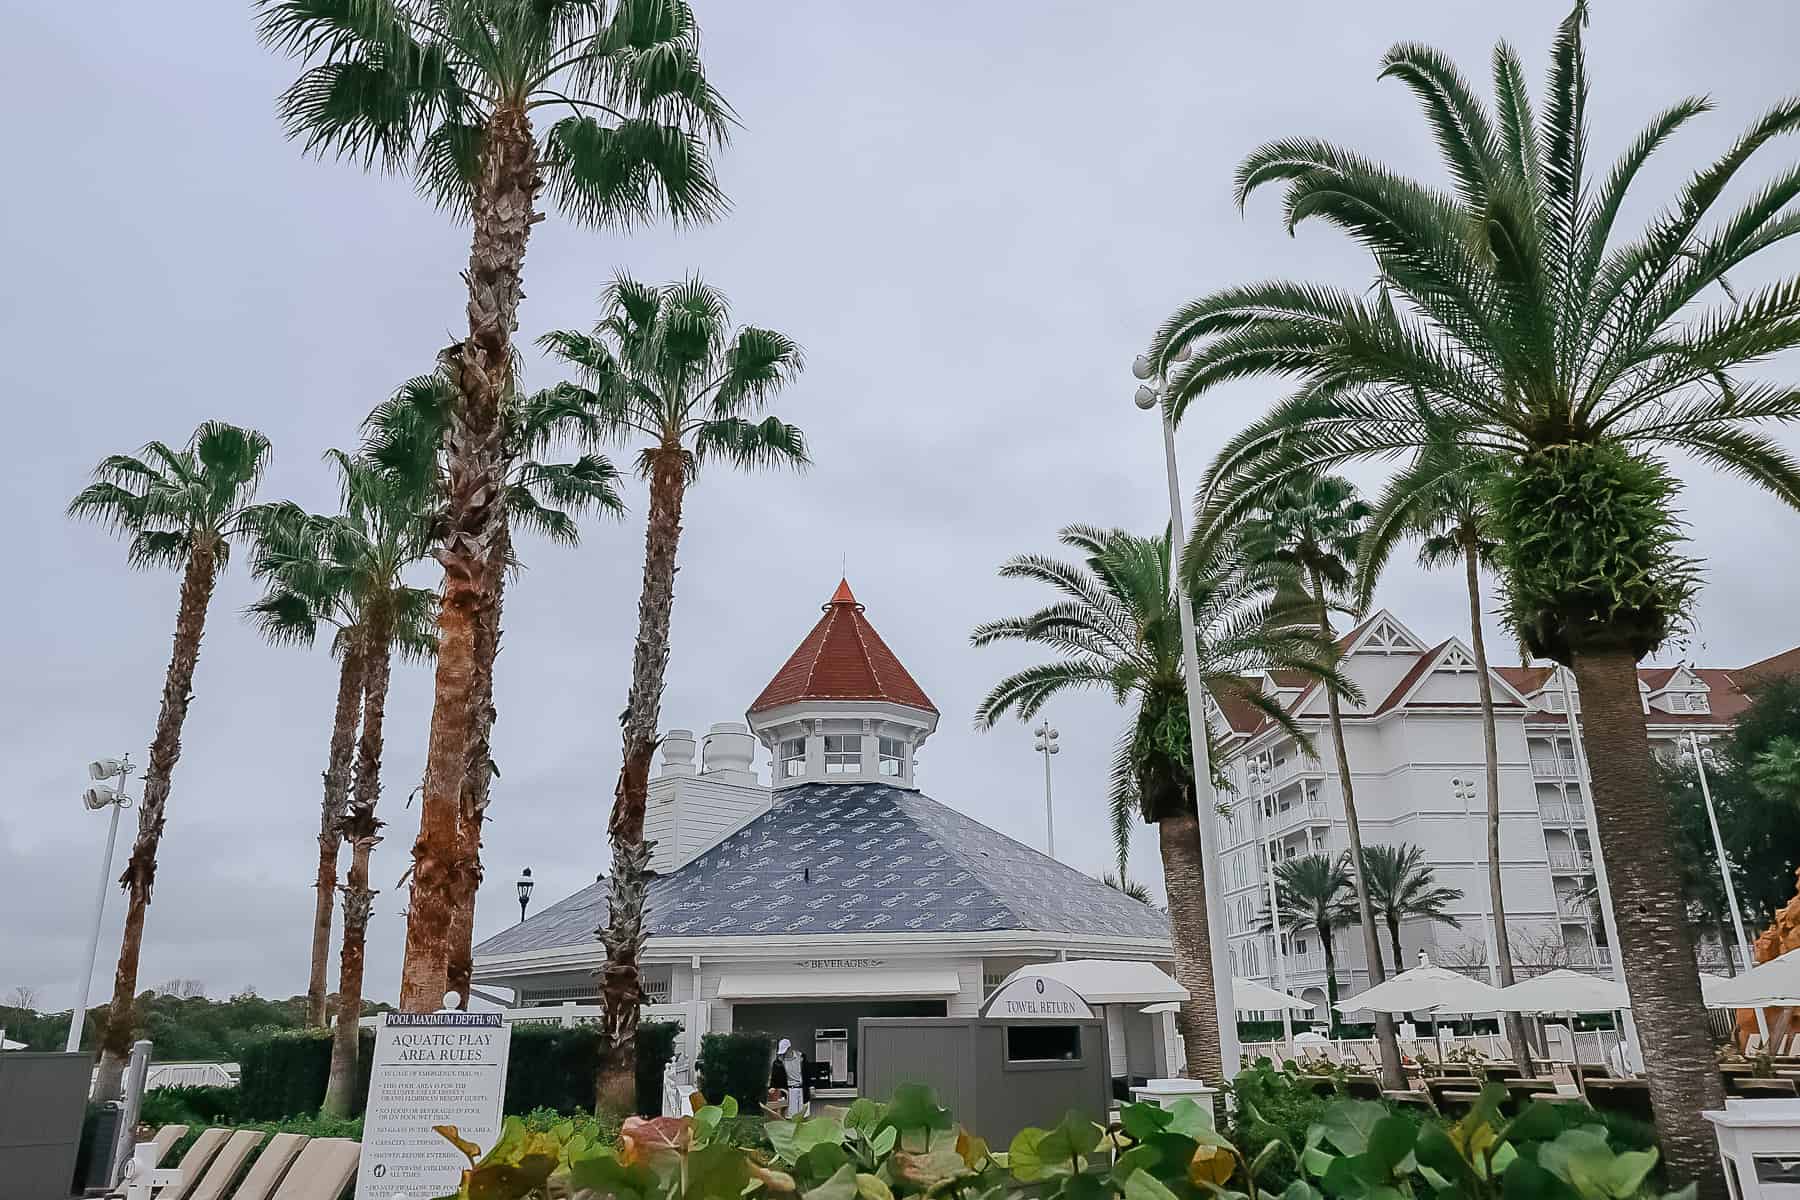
748,580 -> 936,715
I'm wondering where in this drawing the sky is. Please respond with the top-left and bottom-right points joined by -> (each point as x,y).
4,1 -> 1799,1011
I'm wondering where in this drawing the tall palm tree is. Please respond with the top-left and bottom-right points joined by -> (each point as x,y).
540,275 -> 805,1113
1272,853 -> 1358,1035
1235,474 -> 1403,1087
1358,843 -> 1462,975
247,453 -> 438,1115
1153,7 -> 1800,1179
258,0 -> 731,1010
1357,441 -> 1531,1061
973,523 -> 1347,1082
361,373 -> 626,1007
68,422 -> 272,1097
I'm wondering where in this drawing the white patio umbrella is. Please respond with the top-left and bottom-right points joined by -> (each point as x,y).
1708,949 -> 1800,1008
1138,979 -> 1311,1014
1491,969 -> 1629,1013
1338,963 -> 1507,1064
1699,972 -> 1735,1008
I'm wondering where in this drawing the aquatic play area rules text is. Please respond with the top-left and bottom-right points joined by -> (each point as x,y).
355,1013 -> 509,1200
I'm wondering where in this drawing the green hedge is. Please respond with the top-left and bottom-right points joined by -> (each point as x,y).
696,1032 -> 773,1112
236,1022 -> 680,1120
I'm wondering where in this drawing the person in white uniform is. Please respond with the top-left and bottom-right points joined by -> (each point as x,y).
770,1038 -> 809,1117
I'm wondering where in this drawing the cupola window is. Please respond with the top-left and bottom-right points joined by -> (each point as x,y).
780,737 -> 807,778
824,734 -> 862,773
878,736 -> 904,776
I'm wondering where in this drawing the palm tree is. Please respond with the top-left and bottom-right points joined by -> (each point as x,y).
540,275 -> 805,1113
1272,853 -> 1358,1034
247,453 -> 437,1116
1358,441 -> 1531,1061
1235,473 -> 1404,1087
973,523 -> 1346,1082
258,0 -> 731,1011
68,422 -> 272,1096
1358,843 -> 1462,975
1102,872 -> 1155,905
1153,8 -> 1800,1179
361,373 -> 626,1008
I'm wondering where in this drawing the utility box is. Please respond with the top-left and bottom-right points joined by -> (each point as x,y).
0,1051 -> 94,1200
1703,1100 -> 1800,1200
858,1017 -> 1111,1145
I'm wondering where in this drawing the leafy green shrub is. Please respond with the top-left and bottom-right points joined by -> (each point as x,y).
236,1021 -> 682,1120
141,1084 -> 239,1127
237,1028 -> 373,1120
513,1105 -> 620,1146
1224,1058 -> 1332,1190
696,1032 -> 774,1112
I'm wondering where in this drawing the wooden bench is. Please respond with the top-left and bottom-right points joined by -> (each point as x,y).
139,1130 -> 359,1200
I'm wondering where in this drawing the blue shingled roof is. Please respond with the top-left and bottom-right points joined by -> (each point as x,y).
475,781 -> 1169,958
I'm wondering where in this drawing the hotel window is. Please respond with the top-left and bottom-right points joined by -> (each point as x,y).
824,733 -> 862,773
878,736 -> 904,776
780,737 -> 807,778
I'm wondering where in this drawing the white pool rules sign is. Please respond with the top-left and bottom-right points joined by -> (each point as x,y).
355,1013 -> 509,1200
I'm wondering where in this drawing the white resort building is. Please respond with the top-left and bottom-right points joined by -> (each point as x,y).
1211,610 -> 1798,1019
475,585 -> 1797,1057
473,580 -> 1181,1089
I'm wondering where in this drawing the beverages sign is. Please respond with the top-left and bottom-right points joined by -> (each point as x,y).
355,1013 -> 509,1200
981,975 -> 1094,1020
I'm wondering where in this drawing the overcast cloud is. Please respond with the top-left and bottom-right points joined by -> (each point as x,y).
5,1 -> 1798,1009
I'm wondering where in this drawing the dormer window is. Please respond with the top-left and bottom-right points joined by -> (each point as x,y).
878,736 -> 904,776
780,737 -> 807,778
824,734 -> 862,773
1685,692 -> 1708,713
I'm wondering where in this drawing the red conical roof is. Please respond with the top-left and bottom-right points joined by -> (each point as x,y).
748,580 -> 937,715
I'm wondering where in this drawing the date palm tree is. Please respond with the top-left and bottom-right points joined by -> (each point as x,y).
361,373 -> 626,1008
973,523 -> 1349,1082
257,0 -> 731,1010
1358,843 -> 1462,975
246,452 -> 437,1115
1357,440 -> 1532,1063
540,275 -> 805,1113
1235,473 -> 1405,1087
68,422 -> 272,1097
1272,853 -> 1358,1035
1153,7 -> 1800,1178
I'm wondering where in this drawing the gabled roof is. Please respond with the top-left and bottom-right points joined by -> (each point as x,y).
474,782 -> 1170,957
1370,639 -> 1531,716
748,580 -> 936,715
1493,665 -> 1554,694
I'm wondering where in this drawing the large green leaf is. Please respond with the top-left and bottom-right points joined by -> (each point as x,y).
879,1085 -> 953,1138
766,1117 -> 846,1165
1318,1101 -> 1389,1156
802,1164 -> 859,1200
1123,1169 -> 1183,1200
1538,1129 -> 1661,1200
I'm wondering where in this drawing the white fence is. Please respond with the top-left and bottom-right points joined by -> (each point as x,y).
1242,1025 -> 1620,1069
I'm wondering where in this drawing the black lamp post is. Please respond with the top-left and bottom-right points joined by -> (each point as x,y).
516,867 -> 534,923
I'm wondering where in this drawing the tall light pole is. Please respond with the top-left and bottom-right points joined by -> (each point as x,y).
1034,721 -> 1060,858
1685,732 -> 1768,1041
1451,775 -> 1502,985
69,757 -> 132,1055
1133,351 -> 1240,1082
1250,755 -> 1294,1052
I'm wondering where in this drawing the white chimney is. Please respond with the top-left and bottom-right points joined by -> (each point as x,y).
700,722 -> 756,785
659,729 -> 697,777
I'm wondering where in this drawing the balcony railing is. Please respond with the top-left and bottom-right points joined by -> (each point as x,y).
1530,758 -> 1581,780
1563,945 -> 1614,969
1538,801 -> 1589,826
1269,798 -> 1329,832
1272,949 -> 1327,976
1548,851 -> 1594,872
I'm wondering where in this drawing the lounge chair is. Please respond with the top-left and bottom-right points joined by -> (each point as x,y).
150,1127 -> 190,1167
184,1130 -> 266,1200
225,1134 -> 309,1200
1725,1076 -> 1799,1099
155,1129 -> 231,1200
268,1138 -> 359,1200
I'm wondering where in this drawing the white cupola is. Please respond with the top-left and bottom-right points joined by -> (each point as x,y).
745,579 -> 939,790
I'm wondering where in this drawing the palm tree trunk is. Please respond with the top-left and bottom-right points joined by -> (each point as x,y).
1313,574 -> 1402,1088
94,543 -> 219,1099
1569,647 -> 1725,1199
1159,812 -> 1223,1082
449,524 -> 510,1010
1463,544 -> 1531,1070
1386,914 -> 1404,976
596,446 -> 688,1116
308,642 -> 366,1027
325,615 -> 395,1115
400,106 -> 540,1012
323,823 -> 379,1116
1321,929 -> 1339,1036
